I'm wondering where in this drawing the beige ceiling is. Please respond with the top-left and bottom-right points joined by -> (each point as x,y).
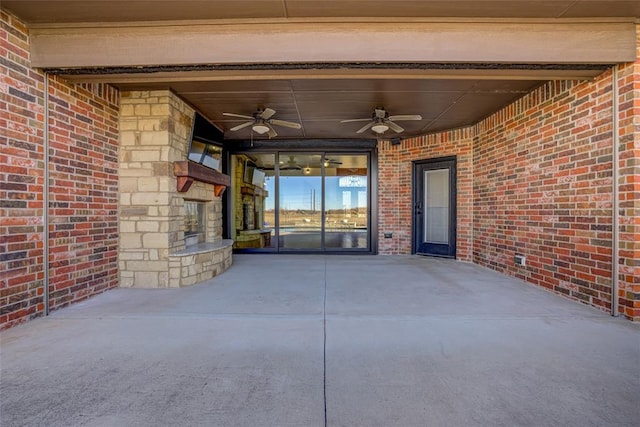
5,1 -> 639,140
6,1 -> 640,23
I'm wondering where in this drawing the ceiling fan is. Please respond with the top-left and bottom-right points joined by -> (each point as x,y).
261,155 -> 303,171
223,107 -> 301,138
341,107 -> 422,135
281,156 -> 304,170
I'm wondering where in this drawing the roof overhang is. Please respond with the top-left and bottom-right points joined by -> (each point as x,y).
30,20 -> 638,69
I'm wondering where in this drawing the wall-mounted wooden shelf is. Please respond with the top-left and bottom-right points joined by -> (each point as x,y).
173,161 -> 231,196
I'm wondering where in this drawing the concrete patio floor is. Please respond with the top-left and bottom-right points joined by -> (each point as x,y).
1,255 -> 639,426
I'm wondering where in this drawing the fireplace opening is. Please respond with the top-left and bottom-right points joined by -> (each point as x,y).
184,200 -> 205,246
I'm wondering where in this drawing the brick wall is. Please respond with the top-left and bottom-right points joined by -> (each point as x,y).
473,47 -> 639,320
0,11 -> 119,329
615,26 -> 640,320
379,28 -> 639,320
475,49 -> 640,320
47,78 -> 119,312
618,24 -> 640,320
0,11 -> 44,327
377,129 -> 474,259
473,77 -> 617,314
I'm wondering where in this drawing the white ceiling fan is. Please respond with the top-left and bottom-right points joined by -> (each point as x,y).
223,107 -> 301,138
341,107 -> 422,135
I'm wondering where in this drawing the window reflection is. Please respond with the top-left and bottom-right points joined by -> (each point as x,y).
188,139 -> 222,171
324,154 -> 368,249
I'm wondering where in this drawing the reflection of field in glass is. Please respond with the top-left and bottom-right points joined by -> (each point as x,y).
264,208 -> 368,230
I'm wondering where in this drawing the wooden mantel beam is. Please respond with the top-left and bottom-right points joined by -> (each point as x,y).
173,161 -> 230,196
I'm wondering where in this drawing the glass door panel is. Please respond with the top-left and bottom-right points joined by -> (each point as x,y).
278,153 -> 323,250
324,154 -> 369,249
424,169 -> 449,244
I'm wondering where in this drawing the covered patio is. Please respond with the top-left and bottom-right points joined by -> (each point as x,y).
2,0 -> 639,329
2,255 -> 638,426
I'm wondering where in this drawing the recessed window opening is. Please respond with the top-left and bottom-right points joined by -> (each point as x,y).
184,200 -> 205,246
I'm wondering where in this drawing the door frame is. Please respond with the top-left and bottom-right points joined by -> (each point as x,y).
224,139 -> 378,254
412,156 -> 457,258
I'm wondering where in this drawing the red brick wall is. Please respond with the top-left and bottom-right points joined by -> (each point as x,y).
0,10 -> 119,329
473,49 -> 640,320
0,11 -> 44,327
473,77 -> 617,314
616,26 -> 640,320
379,40 -> 639,320
378,129 -> 474,260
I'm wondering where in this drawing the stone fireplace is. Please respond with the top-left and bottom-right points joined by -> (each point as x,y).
118,90 -> 232,287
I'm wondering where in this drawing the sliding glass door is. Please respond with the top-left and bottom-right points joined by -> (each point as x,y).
230,151 -> 371,253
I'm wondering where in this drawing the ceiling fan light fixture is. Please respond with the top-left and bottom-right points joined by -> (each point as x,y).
252,123 -> 270,134
371,123 -> 389,134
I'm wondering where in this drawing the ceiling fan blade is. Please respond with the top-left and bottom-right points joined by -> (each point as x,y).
341,118 -> 371,123
356,122 -> 375,134
387,121 -> 405,133
270,119 -> 302,129
388,114 -> 422,121
230,121 -> 254,132
223,112 -> 254,120
267,125 -> 278,138
259,108 -> 276,120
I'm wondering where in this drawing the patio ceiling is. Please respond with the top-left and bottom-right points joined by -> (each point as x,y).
5,1 -> 639,140
113,77 -> 546,138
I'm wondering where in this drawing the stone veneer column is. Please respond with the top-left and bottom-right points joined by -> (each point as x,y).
118,90 -> 194,287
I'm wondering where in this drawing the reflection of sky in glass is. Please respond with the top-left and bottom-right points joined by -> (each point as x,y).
279,176 -> 320,211
265,176 -> 367,210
